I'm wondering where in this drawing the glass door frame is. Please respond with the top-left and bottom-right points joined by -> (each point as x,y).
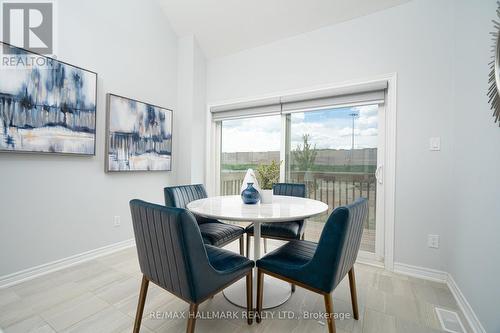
280,105 -> 386,263
206,75 -> 397,270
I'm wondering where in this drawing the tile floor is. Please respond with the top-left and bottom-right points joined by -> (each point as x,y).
0,240 -> 471,333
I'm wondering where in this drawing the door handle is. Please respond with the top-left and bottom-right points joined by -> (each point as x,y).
375,165 -> 383,184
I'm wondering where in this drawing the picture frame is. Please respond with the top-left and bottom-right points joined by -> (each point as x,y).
105,93 -> 173,172
0,42 -> 98,155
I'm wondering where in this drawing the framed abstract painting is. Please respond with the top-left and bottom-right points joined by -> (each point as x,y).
0,42 -> 97,155
105,94 -> 172,172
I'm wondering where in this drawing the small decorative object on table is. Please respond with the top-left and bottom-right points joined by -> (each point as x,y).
240,169 -> 261,204
257,160 -> 280,204
241,183 -> 260,204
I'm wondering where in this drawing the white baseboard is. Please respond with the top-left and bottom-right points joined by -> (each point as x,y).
394,262 -> 485,333
356,251 -> 385,268
394,262 -> 448,283
0,239 -> 135,289
447,274 -> 486,333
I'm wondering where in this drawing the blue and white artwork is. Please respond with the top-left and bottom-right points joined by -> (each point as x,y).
106,94 -> 172,172
0,43 -> 97,155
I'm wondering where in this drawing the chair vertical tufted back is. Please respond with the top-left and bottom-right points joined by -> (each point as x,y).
272,183 -> 306,198
308,198 -> 368,292
164,184 -> 208,209
130,199 -> 210,303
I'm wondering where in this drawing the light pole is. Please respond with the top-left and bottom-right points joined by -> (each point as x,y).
349,112 -> 359,151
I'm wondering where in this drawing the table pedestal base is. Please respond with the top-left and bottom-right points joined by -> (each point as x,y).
223,274 -> 291,309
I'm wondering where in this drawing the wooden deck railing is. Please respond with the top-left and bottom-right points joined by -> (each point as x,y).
221,170 -> 377,230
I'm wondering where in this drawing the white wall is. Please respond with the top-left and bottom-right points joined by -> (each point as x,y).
449,1 -> 500,332
207,0 -> 455,271
0,0 -> 178,276
175,35 -> 207,184
207,0 -> 500,330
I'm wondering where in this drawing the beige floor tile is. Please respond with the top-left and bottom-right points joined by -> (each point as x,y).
364,287 -> 386,313
94,276 -> 140,305
411,281 -> 440,305
3,315 -> 53,333
384,293 -> 419,324
110,258 -> 141,276
0,298 -> 37,327
75,267 -> 130,292
0,247 -> 467,333
10,273 -> 70,299
378,274 -> 414,299
54,261 -> 111,283
40,292 -> 109,331
114,283 -> 172,319
21,282 -> 87,313
434,287 -> 458,309
362,309 -> 396,333
0,290 -> 21,308
96,248 -> 137,266
120,324 -> 154,333
60,307 -> 132,333
395,317 -> 443,333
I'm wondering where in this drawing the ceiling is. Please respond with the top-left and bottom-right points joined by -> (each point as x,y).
157,0 -> 411,59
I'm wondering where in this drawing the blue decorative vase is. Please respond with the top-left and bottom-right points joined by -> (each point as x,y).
241,183 -> 260,204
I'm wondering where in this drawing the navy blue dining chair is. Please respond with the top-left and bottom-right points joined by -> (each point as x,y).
246,183 -> 306,253
130,200 -> 254,333
255,198 -> 368,333
164,184 -> 245,255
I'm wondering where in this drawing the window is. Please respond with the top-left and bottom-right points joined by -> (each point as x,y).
220,115 -> 281,195
285,105 -> 378,252
210,80 -> 389,260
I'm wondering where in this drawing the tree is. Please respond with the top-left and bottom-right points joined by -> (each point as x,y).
293,134 -> 317,171
257,160 -> 280,190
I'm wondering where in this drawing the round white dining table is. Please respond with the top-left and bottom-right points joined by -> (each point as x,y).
186,195 -> 328,309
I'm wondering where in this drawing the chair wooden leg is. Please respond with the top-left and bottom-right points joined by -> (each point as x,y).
291,283 -> 296,293
133,275 -> 149,333
246,272 -> 253,325
246,234 -> 251,258
263,238 -> 267,253
239,235 -> 244,256
323,293 -> 336,333
186,303 -> 198,333
256,269 -> 264,323
348,268 -> 359,320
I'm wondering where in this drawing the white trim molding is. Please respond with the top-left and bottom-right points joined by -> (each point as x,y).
394,262 -> 486,333
0,239 -> 135,289
394,262 -> 448,283
447,275 -> 486,333
382,73 -> 397,272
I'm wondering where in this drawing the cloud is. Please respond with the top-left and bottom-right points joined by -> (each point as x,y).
222,115 -> 281,152
221,105 -> 379,153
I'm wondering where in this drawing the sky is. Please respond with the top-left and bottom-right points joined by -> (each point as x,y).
221,104 -> 378,153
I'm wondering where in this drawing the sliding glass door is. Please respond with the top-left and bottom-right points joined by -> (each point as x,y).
284,105 -> 379,253
220,115 -> 281,195
213,86 -> 387,260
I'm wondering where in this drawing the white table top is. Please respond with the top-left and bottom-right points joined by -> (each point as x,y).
186,195 -> 328,222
